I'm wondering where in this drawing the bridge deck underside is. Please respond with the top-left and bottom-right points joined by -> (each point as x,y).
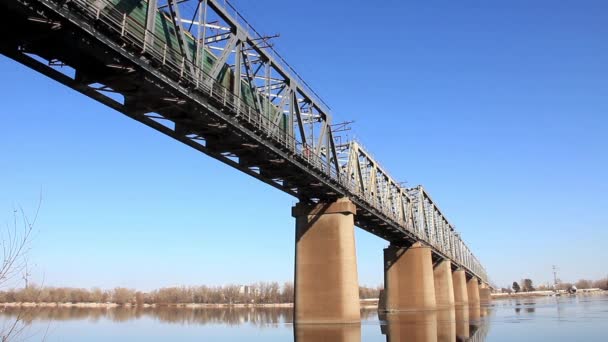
0,0 -> 486,283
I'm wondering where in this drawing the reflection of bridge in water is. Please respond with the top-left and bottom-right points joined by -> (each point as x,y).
1,0 -> 491,324
297,306 -> 490,342
0,306 -> 490,341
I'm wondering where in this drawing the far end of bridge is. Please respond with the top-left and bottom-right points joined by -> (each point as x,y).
292,197 -> 491,324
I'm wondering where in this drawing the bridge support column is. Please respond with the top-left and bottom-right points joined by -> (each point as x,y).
433,260 -> 455,307
292,198 -> 360,324
479,283 -> 491,305
452,269 -> 468,306
467,277 -> 480,306
383,242 -> 436,311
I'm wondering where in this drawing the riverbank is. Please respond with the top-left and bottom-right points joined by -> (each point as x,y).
0,302 -> 293,308
0,299 -> 380,309
491,288 -> 607,299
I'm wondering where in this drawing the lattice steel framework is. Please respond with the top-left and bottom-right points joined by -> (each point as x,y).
0,0 -> 488,283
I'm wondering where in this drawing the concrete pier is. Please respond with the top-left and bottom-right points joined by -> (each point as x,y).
479,283 -> 492,305
433,260 -> 455,307
292,198 -> 360,324
467,277 -> 480,306
452,269 -> 469,306
383,242 -> 436,311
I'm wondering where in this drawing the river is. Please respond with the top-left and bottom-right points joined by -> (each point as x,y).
1,294 -> 606,341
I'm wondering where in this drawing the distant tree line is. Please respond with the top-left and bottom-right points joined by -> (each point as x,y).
0,283 -> 383,305
556,278 -> 608,291
504,277 -> 608,293
359,285 -> 383,299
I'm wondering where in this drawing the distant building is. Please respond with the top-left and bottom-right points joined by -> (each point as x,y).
239,285 -> 250,296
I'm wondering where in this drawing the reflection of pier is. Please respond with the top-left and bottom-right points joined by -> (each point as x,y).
468,312 -> 490,342
375,306 -> 490,342
294,324 -> 361,342
294,309 -> 490,342
0,305 -> 493,340
383,311 -> 438,341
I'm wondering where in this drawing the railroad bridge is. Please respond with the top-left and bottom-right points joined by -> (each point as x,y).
0,0 -> 491,323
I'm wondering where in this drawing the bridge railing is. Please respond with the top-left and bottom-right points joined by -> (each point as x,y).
39,0 -> 487,283
74,0 -> 339,175
344,141 -> 487,281
216,0 -> 333,115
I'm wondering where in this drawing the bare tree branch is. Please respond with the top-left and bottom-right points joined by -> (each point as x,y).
0,196 -> 42,342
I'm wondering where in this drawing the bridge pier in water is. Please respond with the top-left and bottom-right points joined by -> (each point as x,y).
292,198 -> 360,324
452,269 -> 469,306
467,277 -> 481,306
433,260 -> 455,308
383,242 -> 437,311
479,283 -> 492,305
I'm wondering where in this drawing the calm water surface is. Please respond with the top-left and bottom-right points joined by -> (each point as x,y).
2,295 -> 607,341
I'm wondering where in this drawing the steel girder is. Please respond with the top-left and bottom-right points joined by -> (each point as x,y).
0,0 -> 488,284
342,142 -> 487,282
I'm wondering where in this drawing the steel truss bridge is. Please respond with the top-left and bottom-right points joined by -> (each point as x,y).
0,0 -> 488,283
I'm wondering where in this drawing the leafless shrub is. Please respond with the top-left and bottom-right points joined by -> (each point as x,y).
592,278 -> 608,290
0,201 -> 43,342
359,285 -> 383,299
575,279 -> 593,289
0,282 -> 382,306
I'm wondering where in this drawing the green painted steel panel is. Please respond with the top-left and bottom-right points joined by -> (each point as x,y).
99,0 -> 286,134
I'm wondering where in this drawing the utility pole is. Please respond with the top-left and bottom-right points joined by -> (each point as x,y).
552,265 -> 559,290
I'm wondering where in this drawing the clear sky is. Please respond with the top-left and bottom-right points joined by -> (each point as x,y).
1,0 -> 606,291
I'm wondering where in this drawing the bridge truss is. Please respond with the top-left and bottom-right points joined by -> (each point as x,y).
0,0 -> 488,283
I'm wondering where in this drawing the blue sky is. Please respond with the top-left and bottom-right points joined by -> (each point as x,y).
0,0 -> 606,290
